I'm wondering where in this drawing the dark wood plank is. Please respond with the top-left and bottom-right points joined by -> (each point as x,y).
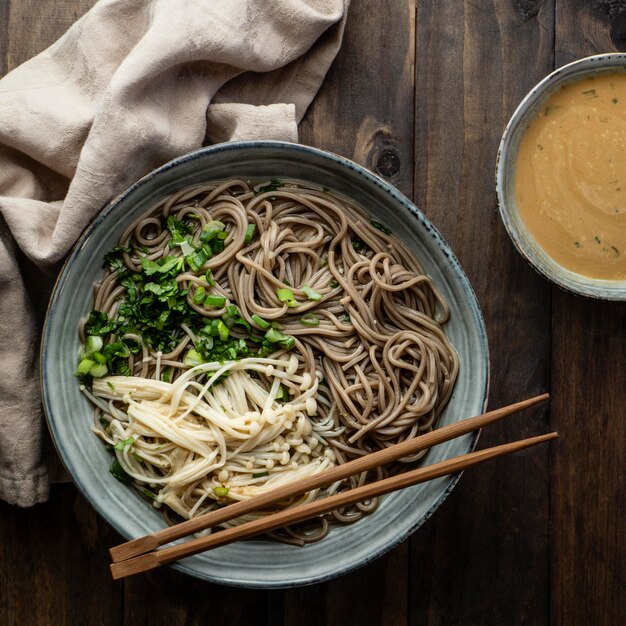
552,2 -> 626,624
0,1 -> 8,77
4,0 -> 96,70
0,485 -> 123,626
123,570 -> 268,626
409,2 -> 554,624
299,0 -> 415,199
269,544 -> 408,626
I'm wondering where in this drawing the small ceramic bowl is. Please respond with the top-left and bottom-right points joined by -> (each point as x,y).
42,141 -> 489,588
496,53 -> 626,300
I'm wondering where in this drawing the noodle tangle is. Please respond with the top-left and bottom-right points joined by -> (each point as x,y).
79,178 -> 459,542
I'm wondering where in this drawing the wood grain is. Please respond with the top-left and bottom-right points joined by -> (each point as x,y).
552,2 -> 626,624
3,0 -> 95,71
0,486 -> 122,626
1,0 -> 624,623
410,1 -> 554,624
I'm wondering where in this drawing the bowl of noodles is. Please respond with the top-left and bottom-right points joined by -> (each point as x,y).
42,141 -> 489,587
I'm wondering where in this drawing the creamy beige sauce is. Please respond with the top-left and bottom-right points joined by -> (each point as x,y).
515,73 -> 626,280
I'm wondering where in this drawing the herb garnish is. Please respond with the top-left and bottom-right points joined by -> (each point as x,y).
352,237 -> 368,251
371,220 -> 392,235
78,208 -> 297,387
257,178 -> 283,194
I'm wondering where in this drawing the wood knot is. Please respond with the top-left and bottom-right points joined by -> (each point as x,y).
516,0 -> 541,21
352,116 -> 405,183
376,150 -> 401,178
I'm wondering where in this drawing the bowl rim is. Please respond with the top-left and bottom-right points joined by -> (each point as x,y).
495,52 -> 626,301
41,139 -> 490,587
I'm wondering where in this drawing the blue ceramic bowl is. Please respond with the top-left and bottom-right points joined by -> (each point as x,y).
496,53 -> 626,300
42,141 -> 489,588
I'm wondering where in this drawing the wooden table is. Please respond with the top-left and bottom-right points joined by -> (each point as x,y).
1,1 -> 625,624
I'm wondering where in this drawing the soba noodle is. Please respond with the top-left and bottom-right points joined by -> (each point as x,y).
77,178 -> 458,544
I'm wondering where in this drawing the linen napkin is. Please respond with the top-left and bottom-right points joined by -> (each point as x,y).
0,0 -> 349,506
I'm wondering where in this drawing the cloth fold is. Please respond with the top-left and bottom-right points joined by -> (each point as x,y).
0,0 -> 349,506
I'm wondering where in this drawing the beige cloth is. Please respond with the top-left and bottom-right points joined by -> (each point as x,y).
0,0 -> 349,506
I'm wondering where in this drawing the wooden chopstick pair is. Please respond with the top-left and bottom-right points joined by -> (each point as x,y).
109,393 -> 554,580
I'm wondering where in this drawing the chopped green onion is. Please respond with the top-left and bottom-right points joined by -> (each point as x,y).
193,286 -> 206,304
204,295 -> 227,308
76,358 -> 95,376
200,221 -> 226,243
276,288 -> 294,302
180,240 -> 195,256
114,437 -> 135,451
253,471 -> 269,478
161,367 -> 173,383
329,280 -> 340,288
300,313 -> 320,327
226,304 -> 239,316
184,348 -> 204,367
92,352 -> 107,365
245,224 -> 256,244
214,486 -> 229,497
199,328 -> 214,344
302,285 -> 322,301
89,363 -> 108,378
84,336 -> 103,355
205,269 -> 216,286
216,320 -> 230,341
275,384 -> 290,402
265,328 -> 295,349
186,245 -> 211,271
251,314 -> 271,330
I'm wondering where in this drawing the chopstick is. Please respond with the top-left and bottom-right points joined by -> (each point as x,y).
110,393 -> 549,564
110,431 -> 557,580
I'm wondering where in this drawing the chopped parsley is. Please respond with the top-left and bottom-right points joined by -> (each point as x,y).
109,459 -> 131,483
77,209 -> 297,392
352,237 -> 368,251
371,220 -> 392,235
257,178 -> 283,194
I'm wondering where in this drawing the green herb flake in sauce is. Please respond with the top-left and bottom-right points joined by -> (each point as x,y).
544,105 -> 561,116
594,236 -> 602,244
602,246 -> 620,258
613,97 -> 619,104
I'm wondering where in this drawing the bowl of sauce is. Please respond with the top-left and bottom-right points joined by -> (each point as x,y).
496,53 -> 626,299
